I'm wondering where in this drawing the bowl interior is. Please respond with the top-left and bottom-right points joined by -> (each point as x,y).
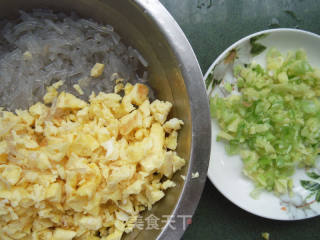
0,0 -> 192,239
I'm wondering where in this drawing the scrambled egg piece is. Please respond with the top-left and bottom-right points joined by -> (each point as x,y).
0,81 -> 185,239
90,63 -> 105,78
43,80 -> 64,104
73,84 -> 84,95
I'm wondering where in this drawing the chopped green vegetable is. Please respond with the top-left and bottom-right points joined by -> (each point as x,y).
210,49 -> 320,195
224,82 -> 233,93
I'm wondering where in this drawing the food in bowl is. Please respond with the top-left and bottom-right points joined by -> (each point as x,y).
0,10 -> 186,239
0,9 -> 150,111
210,48 -> 320,196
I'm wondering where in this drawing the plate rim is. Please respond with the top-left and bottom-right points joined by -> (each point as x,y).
203,28 -> 320,81
204,28 -> 320,221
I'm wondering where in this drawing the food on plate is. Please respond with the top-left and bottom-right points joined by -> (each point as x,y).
211,48 -> 320,196
0,81 -> 185,239
0,10 -> 186,240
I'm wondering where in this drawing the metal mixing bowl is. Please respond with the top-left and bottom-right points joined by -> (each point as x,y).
0,0 -> 211,239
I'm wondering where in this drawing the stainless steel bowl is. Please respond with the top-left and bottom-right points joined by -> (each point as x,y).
0,0 -> 211,239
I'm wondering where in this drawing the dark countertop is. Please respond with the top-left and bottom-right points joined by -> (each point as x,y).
159,1 -> 320,239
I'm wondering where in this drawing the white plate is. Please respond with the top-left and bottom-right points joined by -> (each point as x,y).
204,28 -> 320,220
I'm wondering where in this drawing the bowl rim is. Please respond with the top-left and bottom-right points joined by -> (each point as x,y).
135,0 -> 211,238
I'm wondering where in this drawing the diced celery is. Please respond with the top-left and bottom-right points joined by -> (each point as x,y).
227,118 -> 241,132
288,60 -> 312,76
274,179 -> 289,194
267,48 -> 283,70
224,82 -> 233,93
277,72 -> 288,83
217,131 -> 234,141
210,48 -> 320,196
296,49 -> 307,60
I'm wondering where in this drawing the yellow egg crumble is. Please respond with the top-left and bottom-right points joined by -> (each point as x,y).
0,81 -> 185,239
